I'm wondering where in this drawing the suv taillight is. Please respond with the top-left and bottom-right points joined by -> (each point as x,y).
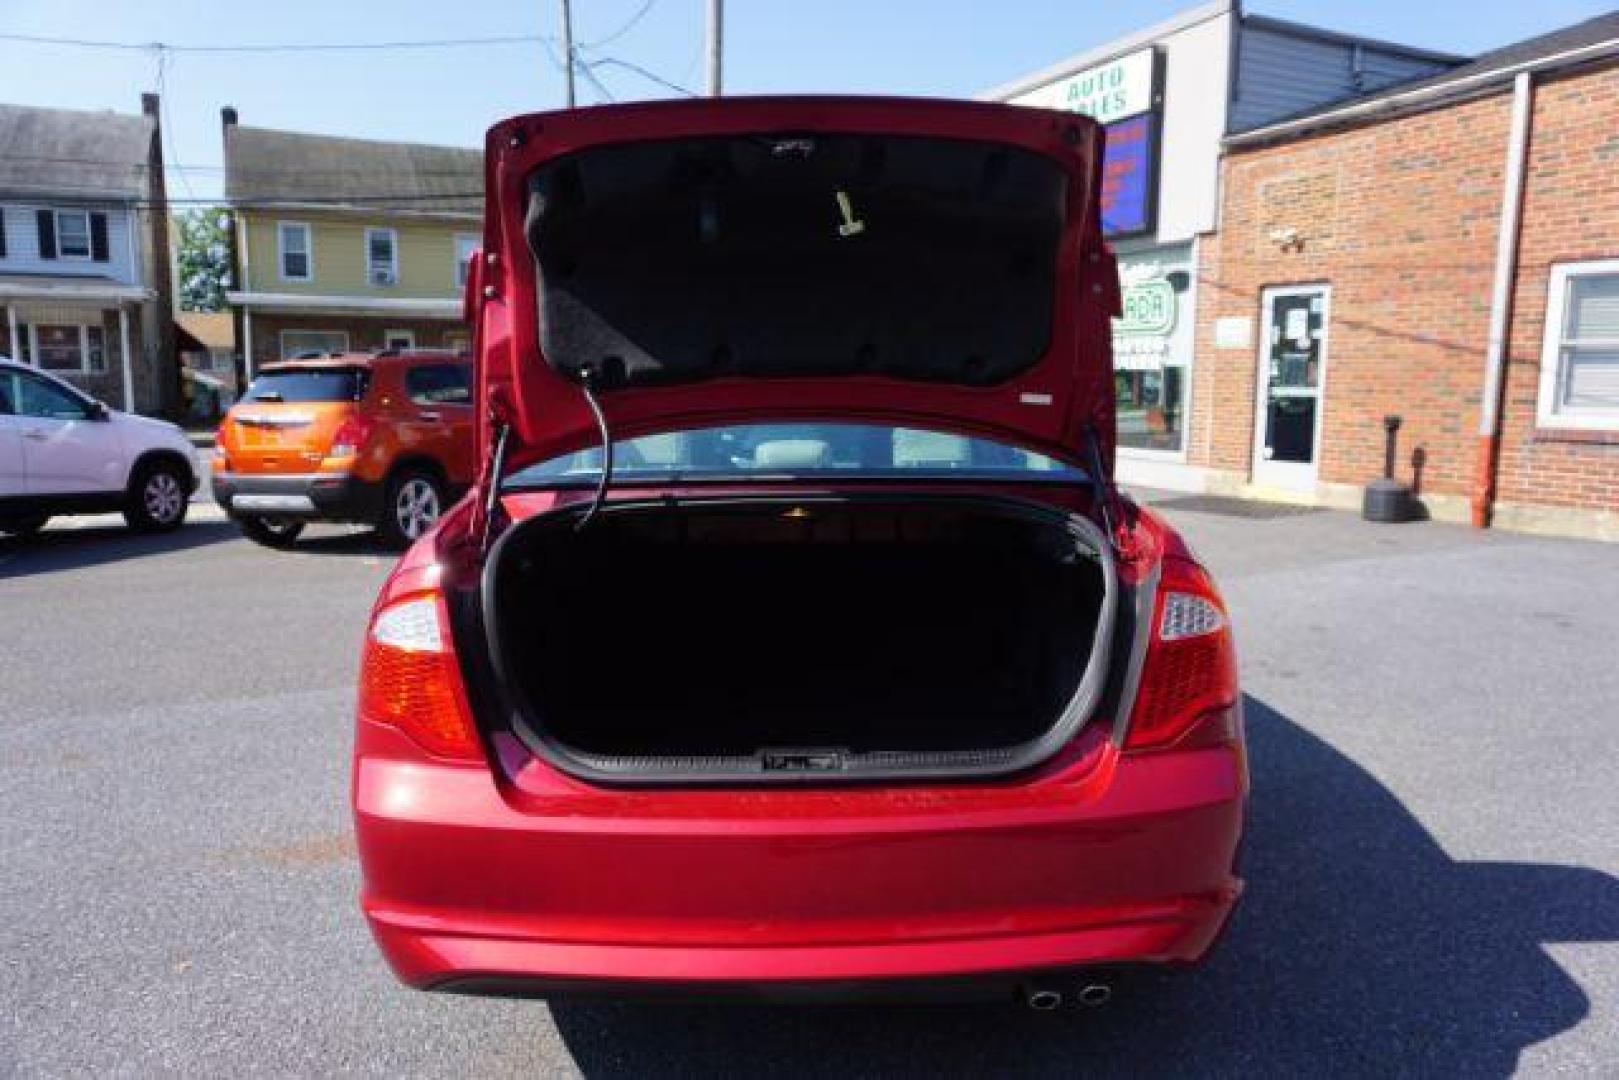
357,591 -> 481,760
329,414 -> 375,459
1123,558 -> 1240,753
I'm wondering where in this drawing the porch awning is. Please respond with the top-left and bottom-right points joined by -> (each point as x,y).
227,291 -> 462,319
0,282 -> 154,304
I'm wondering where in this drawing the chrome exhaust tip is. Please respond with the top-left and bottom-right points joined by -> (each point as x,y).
1077,983 -> 1113,1008
1025,988 -> 1064,1011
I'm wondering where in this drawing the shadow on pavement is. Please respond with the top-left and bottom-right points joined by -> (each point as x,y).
283,527 -> 400,558
547,695 -> 1619,1077
0,519 -> 240,578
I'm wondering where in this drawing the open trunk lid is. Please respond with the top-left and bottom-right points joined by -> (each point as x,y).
473,97 -> 1120,476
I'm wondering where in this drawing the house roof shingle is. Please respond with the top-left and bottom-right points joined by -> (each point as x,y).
1231,10 -> 1619,144
0,103 -> 153,201
223,124 -> 483,217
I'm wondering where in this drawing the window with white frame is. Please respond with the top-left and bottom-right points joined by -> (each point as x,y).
454,233 -> 479,288
1538,259 -> 1619,429
279,329 -> 349,359
278,222 -> 312,281
31,323 -> 107,374
367,227 -> 398,286
56,210 -> 92,259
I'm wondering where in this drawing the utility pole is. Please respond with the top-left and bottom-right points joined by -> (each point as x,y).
559,0 -> 576,107
706,0 -> 723,96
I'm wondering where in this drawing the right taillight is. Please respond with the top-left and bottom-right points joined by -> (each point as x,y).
329,414 -> 374,459
357,590 -> 481,761
1124,558 -> 1240,752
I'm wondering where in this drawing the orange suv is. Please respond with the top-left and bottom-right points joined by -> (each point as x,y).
212,351 -> 475,548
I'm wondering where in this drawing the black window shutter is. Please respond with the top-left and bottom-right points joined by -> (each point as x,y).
36,210 -> 56,259
90,212 -> 109,261
0,213 -> 7,258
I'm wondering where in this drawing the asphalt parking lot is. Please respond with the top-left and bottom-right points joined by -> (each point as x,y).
2,495 -> 1616,1077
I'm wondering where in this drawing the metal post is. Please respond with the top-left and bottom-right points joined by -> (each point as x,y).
706,0 -> 723,96
118,305 -> 135,412
559,0 -> 576,107
243,309 -> 255,381
6,304 -> 17,362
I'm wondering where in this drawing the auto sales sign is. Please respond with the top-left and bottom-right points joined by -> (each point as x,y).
1009,48 -> 1162,238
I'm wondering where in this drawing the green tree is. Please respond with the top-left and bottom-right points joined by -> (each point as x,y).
174,208 -> 232,312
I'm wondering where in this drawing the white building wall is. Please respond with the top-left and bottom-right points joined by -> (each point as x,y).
1151,10 -> 1235,243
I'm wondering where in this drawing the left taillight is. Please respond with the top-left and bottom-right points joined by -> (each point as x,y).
357,590 -> 482,761
213,421 -> 231,470
1123,558 -> 1240,753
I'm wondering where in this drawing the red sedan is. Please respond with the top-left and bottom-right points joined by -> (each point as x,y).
353,97 -> 1246,1008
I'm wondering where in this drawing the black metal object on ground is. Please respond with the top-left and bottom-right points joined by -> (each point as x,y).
1363,415 -> 1420,523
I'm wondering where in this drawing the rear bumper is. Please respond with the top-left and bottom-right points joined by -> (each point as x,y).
354,716 -> 1246,995
213,470 -> 384,524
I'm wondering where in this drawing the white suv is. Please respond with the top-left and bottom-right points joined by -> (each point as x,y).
0,359 -> 200,537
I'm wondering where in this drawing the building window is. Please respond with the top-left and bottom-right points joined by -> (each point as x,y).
1113,253 -> 1194,454
367,228 -> 398,286
454,233 -> 479,288
383,329 -> 415,351
278,222 -> 312,281
86,326 -> 106,372
31,323 -> 106,374
56,210 -> 92,259
279,329 -> 349,359
1538,259 -> 1619,430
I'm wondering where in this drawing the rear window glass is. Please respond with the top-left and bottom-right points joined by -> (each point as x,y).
505,423 -> 1084,486
405,364 -> 471,405
242,368 -> 369,404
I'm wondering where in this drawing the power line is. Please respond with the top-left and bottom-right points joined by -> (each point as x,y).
153,48 -> 201,203
576,62 -> 618,105
583,57 -> 696,98
581,0 -> 657,49
0,152 -> 489,178
0,30 -> 554,54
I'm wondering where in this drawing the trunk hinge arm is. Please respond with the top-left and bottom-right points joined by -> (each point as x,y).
1085,424 -> 1137,561
476,390 -> 516,556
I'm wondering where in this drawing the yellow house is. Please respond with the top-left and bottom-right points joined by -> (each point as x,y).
220,108 -> 482,375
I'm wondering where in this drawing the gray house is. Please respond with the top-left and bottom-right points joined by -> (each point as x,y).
0,95 -> 176,414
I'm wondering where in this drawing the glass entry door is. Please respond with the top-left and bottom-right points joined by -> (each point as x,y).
1253,285 -> 1330,488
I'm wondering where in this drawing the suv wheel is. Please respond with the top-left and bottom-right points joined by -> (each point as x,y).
236,515 -> 306,549
0,514 -> 50,538
379,467 -> 445,549
124,460 -> 190,532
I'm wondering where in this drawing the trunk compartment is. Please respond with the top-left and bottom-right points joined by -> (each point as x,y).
483,495 -> 1116,783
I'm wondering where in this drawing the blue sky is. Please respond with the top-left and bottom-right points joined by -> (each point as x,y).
0,0 -> 1610,201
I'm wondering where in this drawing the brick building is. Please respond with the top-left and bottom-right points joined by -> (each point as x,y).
1191,13 -> 1619,539
984,1 -> 1460,493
